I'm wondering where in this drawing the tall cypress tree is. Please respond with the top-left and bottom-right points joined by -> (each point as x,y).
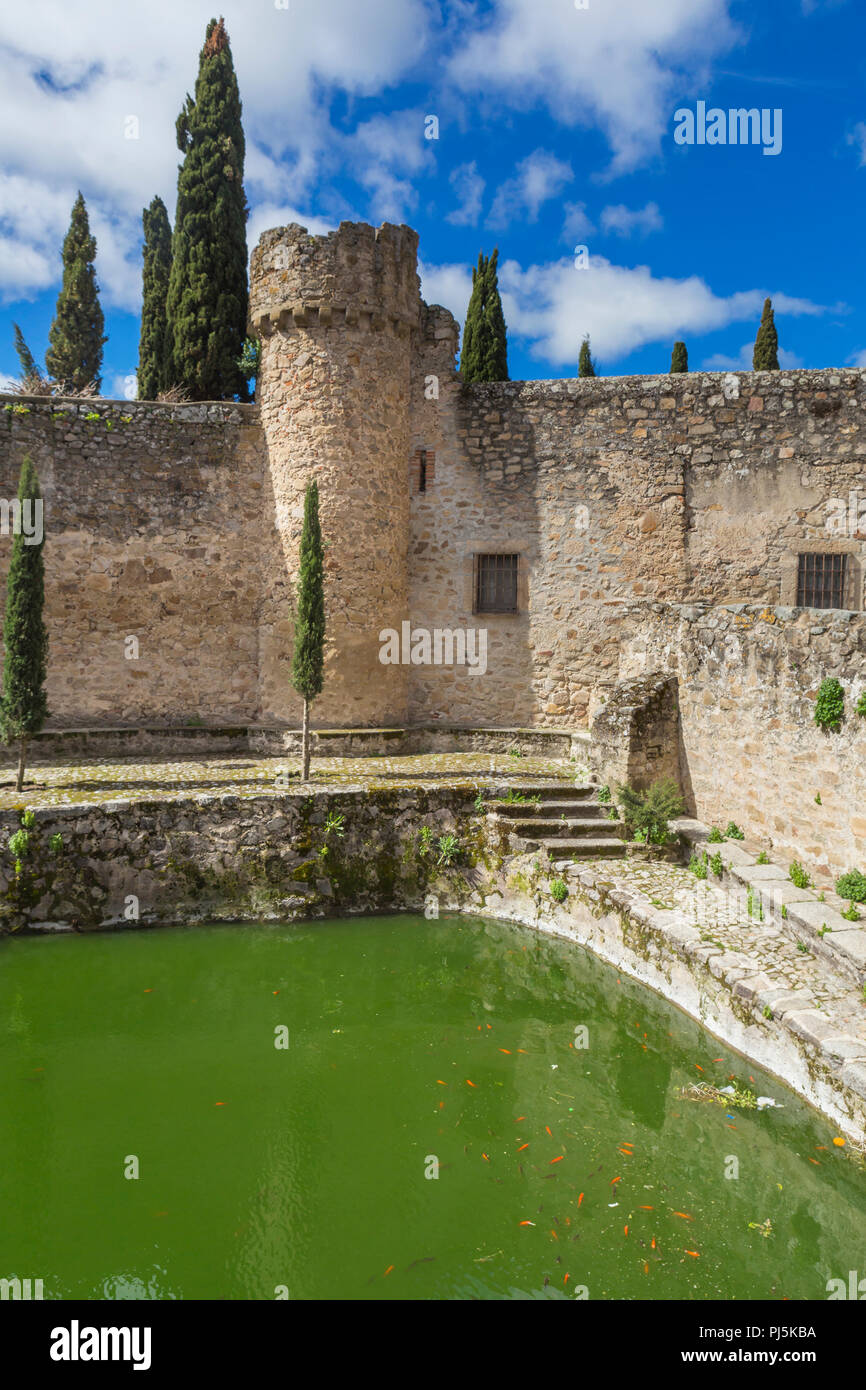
578,336 -> 597,378
45,193 -> 106,393
461,249 -> 508,383
291,481 -> 325,782
138,196 -> 173,400
166,16 -> 249,401
753,298 -> 780,371
670,341 -> 688,373
1,457 -> 48,792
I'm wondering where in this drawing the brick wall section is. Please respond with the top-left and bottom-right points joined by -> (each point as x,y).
619,602 -> 866,882
0,397 -> 264,725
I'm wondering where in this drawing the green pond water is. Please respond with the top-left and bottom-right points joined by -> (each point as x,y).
1,912 -> 865,1302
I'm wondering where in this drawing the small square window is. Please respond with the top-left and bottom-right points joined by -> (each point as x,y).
474,553 -> 518,614
797,553 -> 848,609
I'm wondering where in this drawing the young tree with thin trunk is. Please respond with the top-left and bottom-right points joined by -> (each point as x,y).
578,335 -> 597,377
753,298 -> 780,371
291,481 -> 325,781
1,458 -> 48,792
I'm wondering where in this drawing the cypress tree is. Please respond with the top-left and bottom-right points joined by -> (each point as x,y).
166,16 -> 249,401
753,297 -> 780,371
461,249 -> 508,383
0,457 -> 48,792
291,481 -> 325,782
578,335 -> 597,378
44,193 -> 106,393
138,196 -> 173,400
670,341 -> 688,373
12,324 -> 38,382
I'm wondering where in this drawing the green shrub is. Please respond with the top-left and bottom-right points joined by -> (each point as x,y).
709,850 -> 724,878
724,822 -> 745,840
417,826 -> 434,857
597,784 -> 612,804
436,833 -> 459,867
550,878 -> 568,903
8,828 -> 30,859
856,692 -> 866,718
756,850 -> 769,865
835,869 -> 866,903
841,904 -> 860,922
689,852 -> 708,880
707,826 -> 724,843
789,860 -> 812,889
814,678 -> 845,732
616,777 -> 684,846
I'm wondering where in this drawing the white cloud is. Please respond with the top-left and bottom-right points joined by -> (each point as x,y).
561,202 -> 595,243
846,349 -> 866,367
847,122 -> 866,166
702,342 -> 803,370
446,161 -> 485,226
418,259 -> 472,325
488,149 -> 573,228
448,0 -> 741,174
420,251 -> 828,367
0,1 -> 433,306
600,201 -> 663,237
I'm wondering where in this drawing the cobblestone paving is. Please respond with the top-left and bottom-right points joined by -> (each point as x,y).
0,752 -> 579,811
580,856 -> 866,1044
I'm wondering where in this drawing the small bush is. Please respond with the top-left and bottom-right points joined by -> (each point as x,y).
789,860 -> 812,889
707,826 -> 724,843
835,869 -> 866,903
841,903 -> 860,922
709,850 -> 724,878
550,878 -> 568,903
724,822 -> 745,840
856,692 -> 866,718
814,677 -> 845,732
756,850 -> 769,865
616,777 -> 684,846
689,852 -> 708,880
597,784 -> 612,804
437,833 -> 459,867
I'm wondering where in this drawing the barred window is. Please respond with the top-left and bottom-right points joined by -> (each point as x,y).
797,553 -> 848,609
474,553 -> 518,614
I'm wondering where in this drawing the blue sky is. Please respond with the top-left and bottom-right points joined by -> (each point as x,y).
0,0 -> 864,394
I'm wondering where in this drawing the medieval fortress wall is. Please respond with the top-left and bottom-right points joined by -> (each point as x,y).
0,398 -> 264,725
0,218 -> 865,870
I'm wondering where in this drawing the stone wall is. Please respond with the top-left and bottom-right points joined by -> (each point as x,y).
408,368 -> 866,727
620,602 -> 866,882
0,397 -> 264,726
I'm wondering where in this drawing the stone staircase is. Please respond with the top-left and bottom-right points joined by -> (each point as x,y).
487,783 -> 629,860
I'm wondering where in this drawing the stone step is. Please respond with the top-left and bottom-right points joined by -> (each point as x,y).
509,834 -> 628,857
530,836 -> 629,858
498,799 -> 610,818
487,784 -> 596,802
505,816 -> 626,838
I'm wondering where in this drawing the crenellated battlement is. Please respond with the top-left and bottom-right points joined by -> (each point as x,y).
249,220 -> 421,338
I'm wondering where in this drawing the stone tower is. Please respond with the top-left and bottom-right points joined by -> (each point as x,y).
249,221 -> 421,726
